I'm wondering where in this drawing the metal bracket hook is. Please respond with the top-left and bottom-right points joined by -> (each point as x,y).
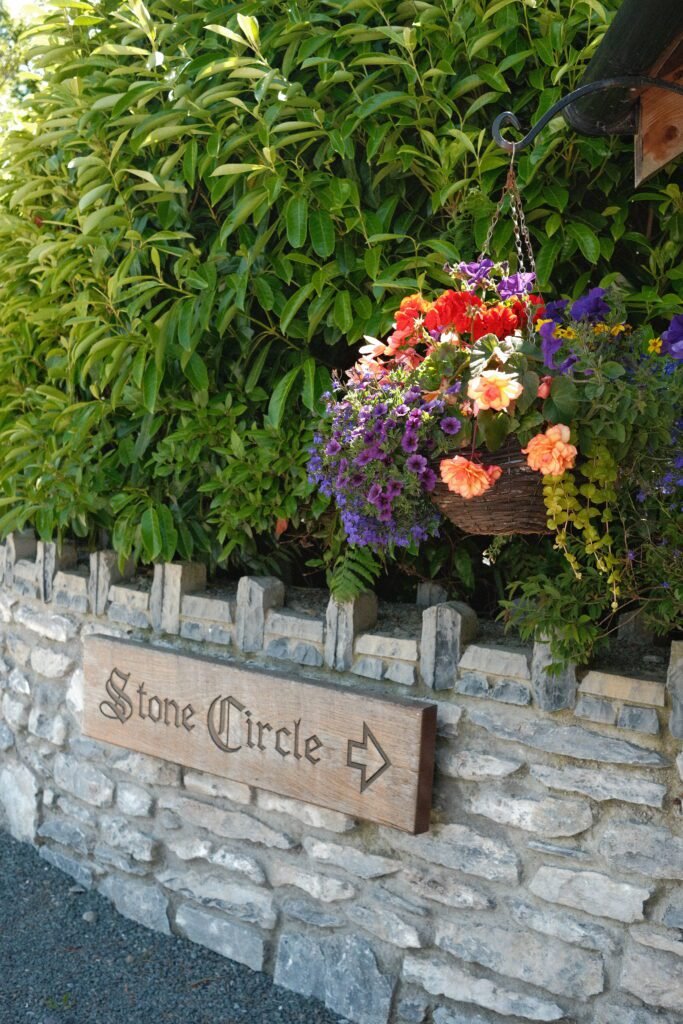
492,75 -> 683,153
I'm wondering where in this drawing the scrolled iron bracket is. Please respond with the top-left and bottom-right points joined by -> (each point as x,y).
492,75 -> 683,153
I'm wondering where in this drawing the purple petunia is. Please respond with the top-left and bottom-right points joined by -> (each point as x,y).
558,353 -> 579,374
325,438 -> 341,455
570,287 -> 609,323
355,448 -> 374,467
420,468 -> 437,491
544,298 -> 568,319
401,432 -> 419,453
539,319 -> 562,368
385,479 -> 403,499
456,257 -> 495,285
440,417 -> 461,435
497,272 -> 536,300
662,313 -> 683,360
406,454 -> 428,474
367,483 -> 383,505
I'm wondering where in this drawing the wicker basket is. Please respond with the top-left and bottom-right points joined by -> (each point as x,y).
431,439 -> 549,535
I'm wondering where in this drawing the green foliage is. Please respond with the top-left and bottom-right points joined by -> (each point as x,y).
0,0 -> 680,575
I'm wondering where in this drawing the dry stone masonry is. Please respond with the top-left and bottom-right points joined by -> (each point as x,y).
0,530 -> 681,1024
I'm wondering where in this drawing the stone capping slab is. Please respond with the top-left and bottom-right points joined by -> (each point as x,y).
182,592 -> 234,625
108,582 -> 151,611
266,608 -> 325,645
579,670 -> 666,708
458,643 -> 531,681
354,632 -> 419,662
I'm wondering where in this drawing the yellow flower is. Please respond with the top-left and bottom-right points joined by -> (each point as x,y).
648,337 -> 663,354
467,370 -> 523,412
611,323 -> 627,335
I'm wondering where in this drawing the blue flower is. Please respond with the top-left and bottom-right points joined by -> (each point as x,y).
406,454 -> 428,474
662,313 -> 683,360
539,320 -> 562,368
570,287 -> 609,322
440,417 -> 461,435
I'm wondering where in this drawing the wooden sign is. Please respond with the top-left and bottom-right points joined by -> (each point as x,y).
82,636 -> 436,833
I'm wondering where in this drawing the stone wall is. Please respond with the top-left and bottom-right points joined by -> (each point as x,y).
0,531 -> 682,1024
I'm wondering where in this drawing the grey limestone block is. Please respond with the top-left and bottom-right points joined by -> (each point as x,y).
38,816 -> 93,856
531,641 -> 577,711
156,867 -> 276,928
324,591 -> 377,671
597,820 -> 683,881
150,561 -> 207,634
179,620 -> 232,645
235,575 -> 285,653
617,704 -> 660,735
574,694 -> 617,725
667,639 -> 683,739
415,581 -> 448,608
529,865 -> 652,923
36,540 -> 77,603
0,761 -> 39,843
455,673 -> 489,698
275,932 -> 395,1024
490,679 -> 531,705
0,721 -> 14,751
99,875 -> 170,935
39,846 -> 94,890
89,550 -> 133,615
54,753 -> 114,807
420,601 -> 478,690
52,571 -> 90,613
403,955 -> 564,1022
175,903 -> 264,971
435,916 -> 604,1000
281,897 -> 343,928
620,940 -> 683,1014
468,704 -> 669,766
266,636 -> 323,667
5,530 -> 37,585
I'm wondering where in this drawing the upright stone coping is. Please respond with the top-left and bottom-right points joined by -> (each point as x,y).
0,534 -> 681,1024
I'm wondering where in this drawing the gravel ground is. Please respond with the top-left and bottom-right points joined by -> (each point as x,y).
0,829 -> 346,1024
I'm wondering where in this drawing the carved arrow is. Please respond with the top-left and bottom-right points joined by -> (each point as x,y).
347,722 -> 391,793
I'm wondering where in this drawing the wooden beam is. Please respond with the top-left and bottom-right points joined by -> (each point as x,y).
635,39 -> 683,184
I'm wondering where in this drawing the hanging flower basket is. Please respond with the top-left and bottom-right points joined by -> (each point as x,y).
308,163 -> 682,617
431,438 -> 547,535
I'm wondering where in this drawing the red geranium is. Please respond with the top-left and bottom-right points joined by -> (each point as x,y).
511,294 -> 545,324
385,293 -> 431,356
472,303 -> 520,341
424,290 -> 482,336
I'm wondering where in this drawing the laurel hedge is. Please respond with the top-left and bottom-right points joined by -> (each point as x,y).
0,0 -> 680,574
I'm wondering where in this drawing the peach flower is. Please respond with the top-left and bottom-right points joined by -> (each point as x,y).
467,370 -> 523,412
537,375 -> 552,400
522,424 -> 577,476
440,456 -> 503,499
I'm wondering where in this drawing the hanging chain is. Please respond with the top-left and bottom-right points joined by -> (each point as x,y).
479,153 -> 539,335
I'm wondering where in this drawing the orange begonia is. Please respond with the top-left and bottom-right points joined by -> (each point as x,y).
522,424 -> 577,476
439,456 -> 502,499
467,370 -> 523,412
